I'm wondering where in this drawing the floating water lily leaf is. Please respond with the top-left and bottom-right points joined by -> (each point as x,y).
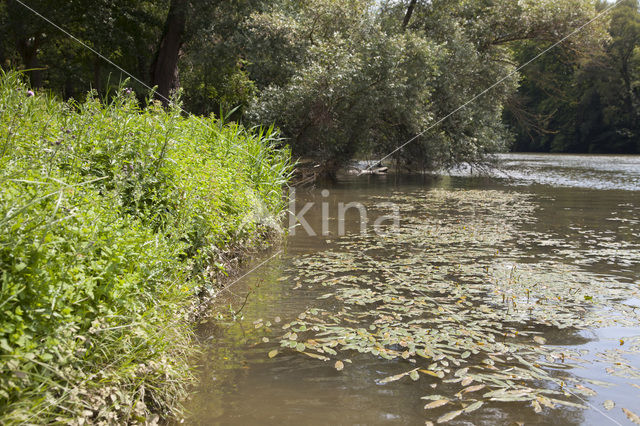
603,400 -> 615,411
335,360 -> 344,371
268,349 -> 278,358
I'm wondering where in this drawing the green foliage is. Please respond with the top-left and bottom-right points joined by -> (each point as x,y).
0,70 -> 291,423
0,0 -> 611,164
243,0 -> 605,166
247,13 -> 440,163
508,0 -> 640,153
0,0 -> 167,97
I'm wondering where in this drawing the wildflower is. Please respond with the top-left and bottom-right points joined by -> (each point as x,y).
27,90 -> 34,97
125,88 -> 132,95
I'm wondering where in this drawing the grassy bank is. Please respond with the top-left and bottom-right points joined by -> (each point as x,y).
0,71 -> 291,424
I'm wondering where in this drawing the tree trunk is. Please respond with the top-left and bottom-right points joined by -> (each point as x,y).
16,36 -> 42,88
402,0 -> 418,31
150,0 -> 187,104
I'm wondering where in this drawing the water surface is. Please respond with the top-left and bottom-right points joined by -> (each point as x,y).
185,154 -> 640,425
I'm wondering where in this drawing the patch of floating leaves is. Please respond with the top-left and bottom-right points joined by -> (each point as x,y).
269,189 -> 640,423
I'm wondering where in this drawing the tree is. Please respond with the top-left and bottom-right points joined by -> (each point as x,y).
244,0 -> 606,167
608,0 -> 640,130
0,0 -> 167,97
0,0 -> 618,162
2,0 -> 70,87
506,0 -> 640,154
150,0 -> 187,103
402,0 -> 418,30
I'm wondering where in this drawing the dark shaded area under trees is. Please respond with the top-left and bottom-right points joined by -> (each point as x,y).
505,0 -> 640,154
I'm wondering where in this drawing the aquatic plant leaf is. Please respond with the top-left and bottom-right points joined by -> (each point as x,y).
424,399 -> 449,410
623,408 -> 640,425
436,409 -> 462,424
379,369 -> 418,384
461,377 -> 474,386
575,384 -> 596,396
303,352 -> 329,361
463,401 -> 483,413
533,336 -> 546,345
532,400 -> 542,413
421,395 -> 447,401
546,399 -> 587,409
461,384 -> 485,394
420,369 -> 445,379
335,360 -> 344,371
536,396 -> 555,409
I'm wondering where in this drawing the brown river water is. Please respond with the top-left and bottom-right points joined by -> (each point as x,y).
184,154 -> 640,425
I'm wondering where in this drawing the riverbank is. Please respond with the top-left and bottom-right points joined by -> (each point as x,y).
0,71 -> 291,424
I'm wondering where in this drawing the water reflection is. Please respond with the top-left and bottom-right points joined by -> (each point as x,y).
451,153 -> 640,191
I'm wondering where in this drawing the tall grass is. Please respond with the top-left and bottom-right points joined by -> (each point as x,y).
0,70 -> 292,424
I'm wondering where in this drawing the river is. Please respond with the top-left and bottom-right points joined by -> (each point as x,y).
184,153 -> 640,425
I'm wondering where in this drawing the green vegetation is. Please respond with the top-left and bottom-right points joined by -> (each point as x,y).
0,0 -> 636,420
245,0 -> 606,166
0,71 -> 291,423
508,0 -> 640,153
0,0 -> 613,167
